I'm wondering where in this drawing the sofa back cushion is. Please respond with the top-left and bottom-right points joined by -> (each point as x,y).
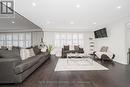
1,46 -> 8,50
33,46 -> 41,55
0,49 -> 21,60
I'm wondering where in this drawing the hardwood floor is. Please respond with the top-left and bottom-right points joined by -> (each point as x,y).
1,55 -> 130,87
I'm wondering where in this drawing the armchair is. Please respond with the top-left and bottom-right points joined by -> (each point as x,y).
94,46 -> 115,61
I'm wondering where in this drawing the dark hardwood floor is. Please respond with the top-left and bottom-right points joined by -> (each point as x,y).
1,55 -> 130,87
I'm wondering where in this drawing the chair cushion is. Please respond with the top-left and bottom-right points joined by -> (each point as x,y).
100,46 -> 108,52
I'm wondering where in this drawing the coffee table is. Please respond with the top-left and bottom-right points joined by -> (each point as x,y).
67,53 -> 85,58
67,53 -> 93,64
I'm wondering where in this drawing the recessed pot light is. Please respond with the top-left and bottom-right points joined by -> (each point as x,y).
93,22 -> 97,25
117,6 -> 122,9
70,21 -> 74,24
76,4 -> 80,8
11,21 -> 15,24
32,2 -> 36,7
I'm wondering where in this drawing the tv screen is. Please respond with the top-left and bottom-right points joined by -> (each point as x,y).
94,28 -> 107,38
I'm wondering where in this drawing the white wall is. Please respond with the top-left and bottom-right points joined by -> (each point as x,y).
95,16 -> 130,64
44,31 -> 93,56
126,18 -> 130,64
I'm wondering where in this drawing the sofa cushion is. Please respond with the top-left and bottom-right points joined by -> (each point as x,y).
15,55 -> 41,74
1,46 -> 8,50
33,46 -> 41,55
0,49 -> 21,60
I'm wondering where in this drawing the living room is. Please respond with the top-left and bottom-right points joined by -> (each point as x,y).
0,0 -> 130,87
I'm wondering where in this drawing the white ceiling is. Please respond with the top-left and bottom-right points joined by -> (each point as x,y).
15,0 -> 130,31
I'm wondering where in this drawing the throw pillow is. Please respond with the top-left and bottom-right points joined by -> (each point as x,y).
20,48 -> 35,60
29,48 -> 35,57
20,48 -> 27,60
100,46 -> 108,52
33,46 -> 41,55
74,45 -> 79,51
70,46 -> 74,50
64,45 -> 69,50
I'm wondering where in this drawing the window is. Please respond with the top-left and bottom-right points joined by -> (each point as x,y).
1,1 -> 14,14
55,33 -> 84,48
6,33 -> 12,46
0,32 -> 31,47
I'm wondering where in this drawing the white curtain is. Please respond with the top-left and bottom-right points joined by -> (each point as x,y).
54,32 -> 84,56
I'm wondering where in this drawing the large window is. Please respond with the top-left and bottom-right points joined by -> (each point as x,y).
55,33 -> 84,48
0,32 -> 31,47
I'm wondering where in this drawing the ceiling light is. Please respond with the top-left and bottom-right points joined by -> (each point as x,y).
93,22 -> 97,25
117,6 -> 122,9
70,21 -> 74,24
32,2 -> 36,7
76,4 -> 80,8
11,21 -> 15,24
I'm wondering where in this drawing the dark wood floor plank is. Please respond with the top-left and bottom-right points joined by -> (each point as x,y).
0,55 -> 130,87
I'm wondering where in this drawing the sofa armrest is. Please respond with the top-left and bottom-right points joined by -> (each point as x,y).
0,58 -> 21,82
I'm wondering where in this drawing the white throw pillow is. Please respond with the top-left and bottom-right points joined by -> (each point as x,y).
29,48 -> 35,57
20,48 -> 27,60
70,46 -> 74,50
20,48 -> 35,60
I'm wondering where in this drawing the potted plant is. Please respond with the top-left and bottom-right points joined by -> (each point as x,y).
46,44 -> 54,54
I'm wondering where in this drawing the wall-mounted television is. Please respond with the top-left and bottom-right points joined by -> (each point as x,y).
94,28 -> 107,38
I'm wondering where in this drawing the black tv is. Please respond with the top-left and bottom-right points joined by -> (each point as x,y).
94,28 -> 107,38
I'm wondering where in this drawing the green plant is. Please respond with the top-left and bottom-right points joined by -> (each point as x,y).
46,44 -> 54,54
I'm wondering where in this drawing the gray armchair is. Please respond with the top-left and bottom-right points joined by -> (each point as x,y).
94,46 -> 115,61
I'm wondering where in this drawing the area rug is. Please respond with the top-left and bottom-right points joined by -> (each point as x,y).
55,58 -> 109,71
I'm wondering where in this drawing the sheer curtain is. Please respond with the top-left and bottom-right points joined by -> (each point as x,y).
54,32 -> 84,56
0,32 -> 31,47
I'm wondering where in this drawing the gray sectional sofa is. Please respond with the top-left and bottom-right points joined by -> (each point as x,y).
0,46 -> 50,84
